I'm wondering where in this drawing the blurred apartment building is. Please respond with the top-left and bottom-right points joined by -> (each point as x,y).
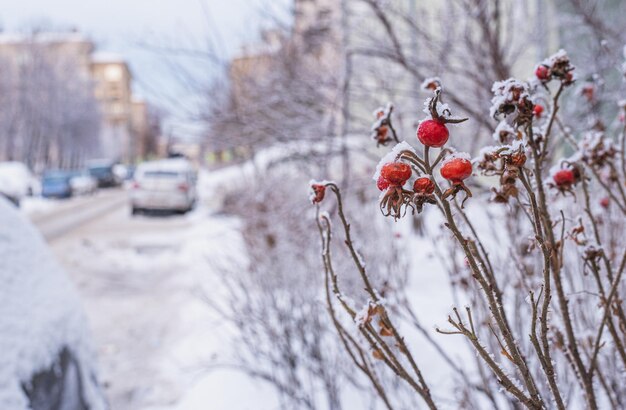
0,31 -> 159,166
90,52 -> 159,163
207,0 -> 342,166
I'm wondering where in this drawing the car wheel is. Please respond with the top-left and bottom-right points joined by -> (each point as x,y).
131,207 -> 141,216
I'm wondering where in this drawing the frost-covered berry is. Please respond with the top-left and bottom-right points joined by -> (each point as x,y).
377,175 -> 391,191
600,197 -> 610,208
381,162 -> 412,186
310,184 -> 326,204
553,169 -> 575,187
440,157 -> 472,184
511,150 -> 527,167
413,177 -> 435,195
417,119 -> 449,148
582,84 -> 594,101
535,65 -> 550,81
533,104 -> 544,118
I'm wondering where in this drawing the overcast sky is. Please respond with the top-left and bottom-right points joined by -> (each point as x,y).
0,0 -> 286,137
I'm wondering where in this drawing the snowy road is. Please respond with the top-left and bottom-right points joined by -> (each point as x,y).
42,185 -> 278,410
28,189 -> 127,241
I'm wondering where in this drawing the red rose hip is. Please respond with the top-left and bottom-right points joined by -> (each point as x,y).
553,169 -> 575,187
535,65 -> 550,81
380,162 -> 412,186
440,157 -> 472,184
310,184 -> 326,203
600,197 -> 610,208
413,177 -> 435,195
377,175 -> 391,191
417,119 -> 449,148
533,104 -> 544,118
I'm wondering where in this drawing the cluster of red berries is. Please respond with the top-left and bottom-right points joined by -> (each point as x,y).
377,159 -> 472,192
373,90 -> 473,217
375,154 -> 473,217
376,162 -> 438,218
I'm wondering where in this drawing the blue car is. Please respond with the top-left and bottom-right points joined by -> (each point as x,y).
41,171 -> 73,199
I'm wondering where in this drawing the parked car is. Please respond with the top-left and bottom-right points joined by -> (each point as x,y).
69,170 -> 98,196
87,160 -> 120,188
0,196 -> 107,410
41,171 -> 73,199
0,162 -> 39,206
130,159 -> 197,215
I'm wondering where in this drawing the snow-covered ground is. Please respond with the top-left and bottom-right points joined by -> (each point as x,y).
47,171 -> 281,410
0,197 -> 107,410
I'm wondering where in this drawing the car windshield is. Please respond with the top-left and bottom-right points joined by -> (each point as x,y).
143,171 -> 180,178
89,167 -> 111,176
43,175 -> 70,184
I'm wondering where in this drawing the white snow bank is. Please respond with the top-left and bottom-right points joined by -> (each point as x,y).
0,197 -> 106,410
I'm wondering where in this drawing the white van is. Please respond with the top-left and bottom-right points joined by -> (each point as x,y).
130,159 -> 197,214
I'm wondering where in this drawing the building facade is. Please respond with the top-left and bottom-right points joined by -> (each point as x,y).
0,32 -> 156,167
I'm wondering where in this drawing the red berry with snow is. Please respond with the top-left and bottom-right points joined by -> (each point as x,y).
600,197 -> 610,208
582,84 -> 594,101
533,104 -> 544,118
413,177 -> 435,195
377,175 -> 390,191
311,184 -> 326,204
417,119 -> 449,148
440,158 -> 472,184
553,169 -> 575,187
535,65 -> 550,81
381,162 -> 412,186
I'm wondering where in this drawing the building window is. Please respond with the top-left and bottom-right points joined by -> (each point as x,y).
105,65 -> 123,81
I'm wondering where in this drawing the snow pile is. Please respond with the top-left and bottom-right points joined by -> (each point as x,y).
0,197 -> 106,409
0,162 -> 32,199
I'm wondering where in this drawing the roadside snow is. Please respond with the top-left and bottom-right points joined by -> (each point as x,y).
0,197 -> 106,410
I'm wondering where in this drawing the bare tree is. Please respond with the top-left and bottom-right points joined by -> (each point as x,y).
0,33 -> 101,170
